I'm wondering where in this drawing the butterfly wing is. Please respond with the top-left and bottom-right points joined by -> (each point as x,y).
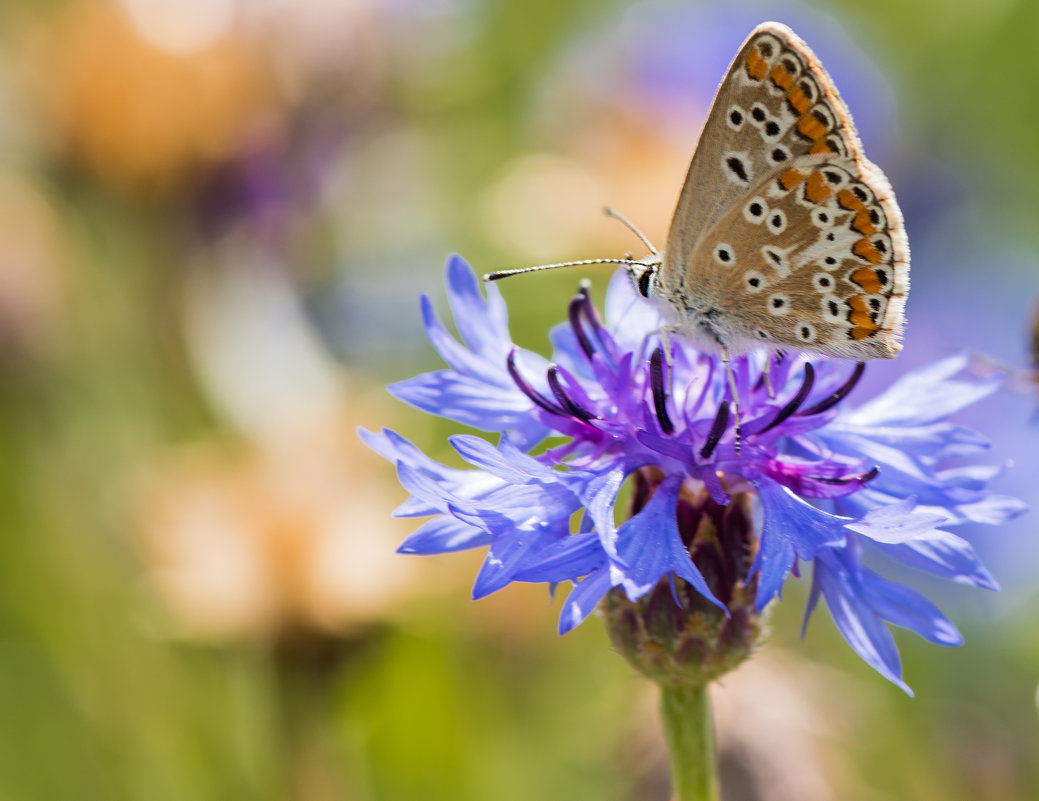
689,153 -> 909,358
662,21 -> 867,291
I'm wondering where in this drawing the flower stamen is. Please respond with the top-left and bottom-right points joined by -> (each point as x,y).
507,349 -> 568,417
760,363 -> 815,434
800,361 -> 866,416
548,365 -> 598,422
650,348 -> 675,434
699,402 -> 730,459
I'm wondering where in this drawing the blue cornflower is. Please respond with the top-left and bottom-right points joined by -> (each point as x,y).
363,255 -> 1024,693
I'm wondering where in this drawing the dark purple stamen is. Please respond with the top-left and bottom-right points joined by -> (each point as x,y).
813,466 -> 879,485
507,350 -> 567,417
760,363 -> 816,434
650,348 -> 674,434
800,362 -> 865,416
547,366 -> 598,422
699,402 -> 730,459
567,294 -> 597,361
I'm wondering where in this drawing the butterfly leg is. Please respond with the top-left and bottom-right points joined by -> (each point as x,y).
763,352 -> 775,399
718,342 -> 741,454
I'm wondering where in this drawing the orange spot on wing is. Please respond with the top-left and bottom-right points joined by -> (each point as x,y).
746,48 -> 768,81
785,85 -> 812,114
847,295 -> 869,312
853,239 -> 883,265
809,140 -> 833,154
778,168 -> 806,190
849,310 -> 875,328
837,189 -> 865,212
850,267 -> 882,293
851,210 -> 876,236
850,326 -> 875,340
769,64 -> 794,90
797,114 -> 827,141
803,171 -> 831,203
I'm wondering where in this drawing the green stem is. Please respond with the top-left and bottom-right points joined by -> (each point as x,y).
659,683 -> 719,801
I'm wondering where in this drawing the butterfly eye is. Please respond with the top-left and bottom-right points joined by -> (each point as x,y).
636,268 -> 654,298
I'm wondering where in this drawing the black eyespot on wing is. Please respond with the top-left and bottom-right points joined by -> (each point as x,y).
818,212 -> 829,222
824,256 -> 836,265
826,232 -> 835,242
749,202 -> 763,217
748,276 -> 761,287
771,148 -> 787,162
869,298 -> 881,310
759,41 -> 774,58
765,248 -> 783,265
799,326 -> 812,339
637,269 -> 653,298
874,239 -> 887,254
751,106 -> 766,122
730,109 -> 743,126
770,213 -> 783,228
875,269 -> 889,286
765,121 -> 780,137
818,276 -> 831,287
869,208 -> 880,224
726,157 -> 749,182
824,171 -> 842,184
827,300 -> 839,316
853,186 -> 868,201
771,297 -> 785,308
717,247 -> 732,262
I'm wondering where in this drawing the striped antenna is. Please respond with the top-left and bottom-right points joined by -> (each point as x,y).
482,207 -> 659,283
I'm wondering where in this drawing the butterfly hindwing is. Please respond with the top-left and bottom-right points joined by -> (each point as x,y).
691,153 -> 908,358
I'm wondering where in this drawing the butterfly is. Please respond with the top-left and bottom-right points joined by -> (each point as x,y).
486,21 -> 909,366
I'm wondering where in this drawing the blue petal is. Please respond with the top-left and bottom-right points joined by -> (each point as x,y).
613,473 -> 724,609
399,516 -> 493,554
558,569 -> 614,634
389,370 -> 534,431
812,552 -> 913,695
875,532 -> 999,589
748,472 -> 848,609
857,569 -> 963,646
513,532 -> 606,582
843,354 -> 999,427
444,254 -> 511,357
472,518 -> 569,599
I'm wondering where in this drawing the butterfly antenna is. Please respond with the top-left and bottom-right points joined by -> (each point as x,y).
483,258 -> 647,282
603,207 -> 658,255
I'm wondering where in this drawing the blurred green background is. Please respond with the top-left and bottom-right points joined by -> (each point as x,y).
0,0 -> 1037,799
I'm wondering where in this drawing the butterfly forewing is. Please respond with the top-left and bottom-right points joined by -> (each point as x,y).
658,21 -> 907,359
